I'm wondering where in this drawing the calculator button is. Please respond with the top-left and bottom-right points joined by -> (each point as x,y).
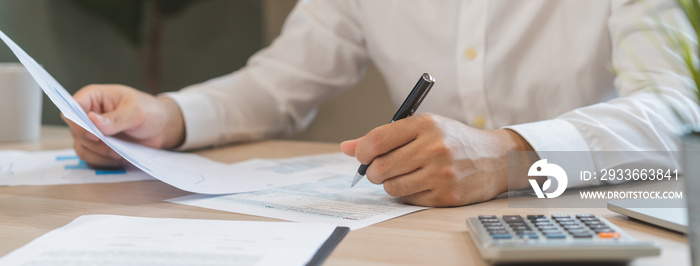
482,222 -> 502,227
588,224 -> 610,230
527,215 -> 545,219
598,232 -> 621,238
572,233 -> 593,238
553,216 -> 574,220
485,224 -> 505,228
563,225 -> 584,230
479,215 -> 498,219
576,214 -> 595,218
541,230 -> 564,235
579,217 -> 600,222
544,233 -> 567,239
567,229 -> 590,235
488,230 -> 509,235
594,228 -> 615,233
491,234 -> 513,239
534,222 -> 555,227
507,222 -> 528,227
508,224 -> 530,229
554,218 -> 576,223
480,218 -> 500,223
512,229 -> 533,233
537,226 -> 559,232
551,214 -> 571,219
530,218 -> 550,222
557,221 -> 578,226
535,223 -> 556,228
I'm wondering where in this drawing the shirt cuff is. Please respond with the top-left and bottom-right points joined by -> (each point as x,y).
161,91 -> 219,151
504,119 -> 598,188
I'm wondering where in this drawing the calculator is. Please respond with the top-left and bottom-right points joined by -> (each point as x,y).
466,214 -> 660,263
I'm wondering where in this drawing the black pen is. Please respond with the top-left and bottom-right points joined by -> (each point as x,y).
351,73 -> 435,187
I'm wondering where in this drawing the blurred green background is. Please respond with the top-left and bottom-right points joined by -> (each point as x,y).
0,0 -> 263,126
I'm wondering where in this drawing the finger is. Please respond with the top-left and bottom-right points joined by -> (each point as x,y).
74,85 -> 144,136
380,168 -> 433,197
63,113 -> 100,142
113,133 -> 162,149
89,108 -> 143,136
354,116 -> 426,164
340,137 -> 361,157
365,136 -> 429,183
73,85 -> 119,113
67,124 -> 100,144
74,142 -> 123,168
73,134 -> 121,160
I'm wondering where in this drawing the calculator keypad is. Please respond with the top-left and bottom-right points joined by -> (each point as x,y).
477,214 -> 619,241
478,215 -> 511,239
467,214 -> 660,263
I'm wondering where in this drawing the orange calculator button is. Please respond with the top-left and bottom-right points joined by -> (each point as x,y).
598,232 -> 621,238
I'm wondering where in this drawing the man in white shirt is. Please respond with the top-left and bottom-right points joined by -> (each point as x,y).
64,0 -> 699,207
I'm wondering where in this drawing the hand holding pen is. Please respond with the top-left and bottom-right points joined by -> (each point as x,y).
350,73 -> 435,187
341,72 -> 530,207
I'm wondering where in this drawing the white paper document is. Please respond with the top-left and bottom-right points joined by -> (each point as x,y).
168,173 -> 430,230
0,29 -> 328,194
241,152 -> 359,176
0,149 -> 153,186
0,215 -> 343,266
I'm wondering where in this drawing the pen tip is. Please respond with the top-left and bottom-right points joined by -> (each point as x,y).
350,172 -> 363,187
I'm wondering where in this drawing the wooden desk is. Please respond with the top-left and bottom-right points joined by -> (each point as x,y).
0,126 -> 690,265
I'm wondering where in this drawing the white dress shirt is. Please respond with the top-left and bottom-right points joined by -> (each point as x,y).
166,0 -> 700,188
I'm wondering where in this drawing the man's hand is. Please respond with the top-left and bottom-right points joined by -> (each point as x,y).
61,84 -> 185,168
340,113 -> 535,207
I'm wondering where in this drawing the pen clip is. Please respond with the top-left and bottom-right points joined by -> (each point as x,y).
410,74 -> 434,115
391,73 -> 435,121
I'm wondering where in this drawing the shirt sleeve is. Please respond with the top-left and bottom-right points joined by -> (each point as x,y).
506,0 -> 700,188
165,0 -> 369,150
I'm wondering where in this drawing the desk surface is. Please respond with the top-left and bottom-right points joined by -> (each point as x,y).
0,126 -> 690,265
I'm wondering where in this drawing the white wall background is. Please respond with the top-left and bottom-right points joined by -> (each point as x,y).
264,1 -> 394,143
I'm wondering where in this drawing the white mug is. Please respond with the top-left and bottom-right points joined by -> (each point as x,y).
0,63 -> 42,142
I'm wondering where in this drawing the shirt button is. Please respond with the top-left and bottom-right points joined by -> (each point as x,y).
473,116 -> 486,128
464,47 -> 477,60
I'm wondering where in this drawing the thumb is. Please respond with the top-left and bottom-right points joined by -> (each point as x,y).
340,137 -> 362,157
88,109 -> 140,136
